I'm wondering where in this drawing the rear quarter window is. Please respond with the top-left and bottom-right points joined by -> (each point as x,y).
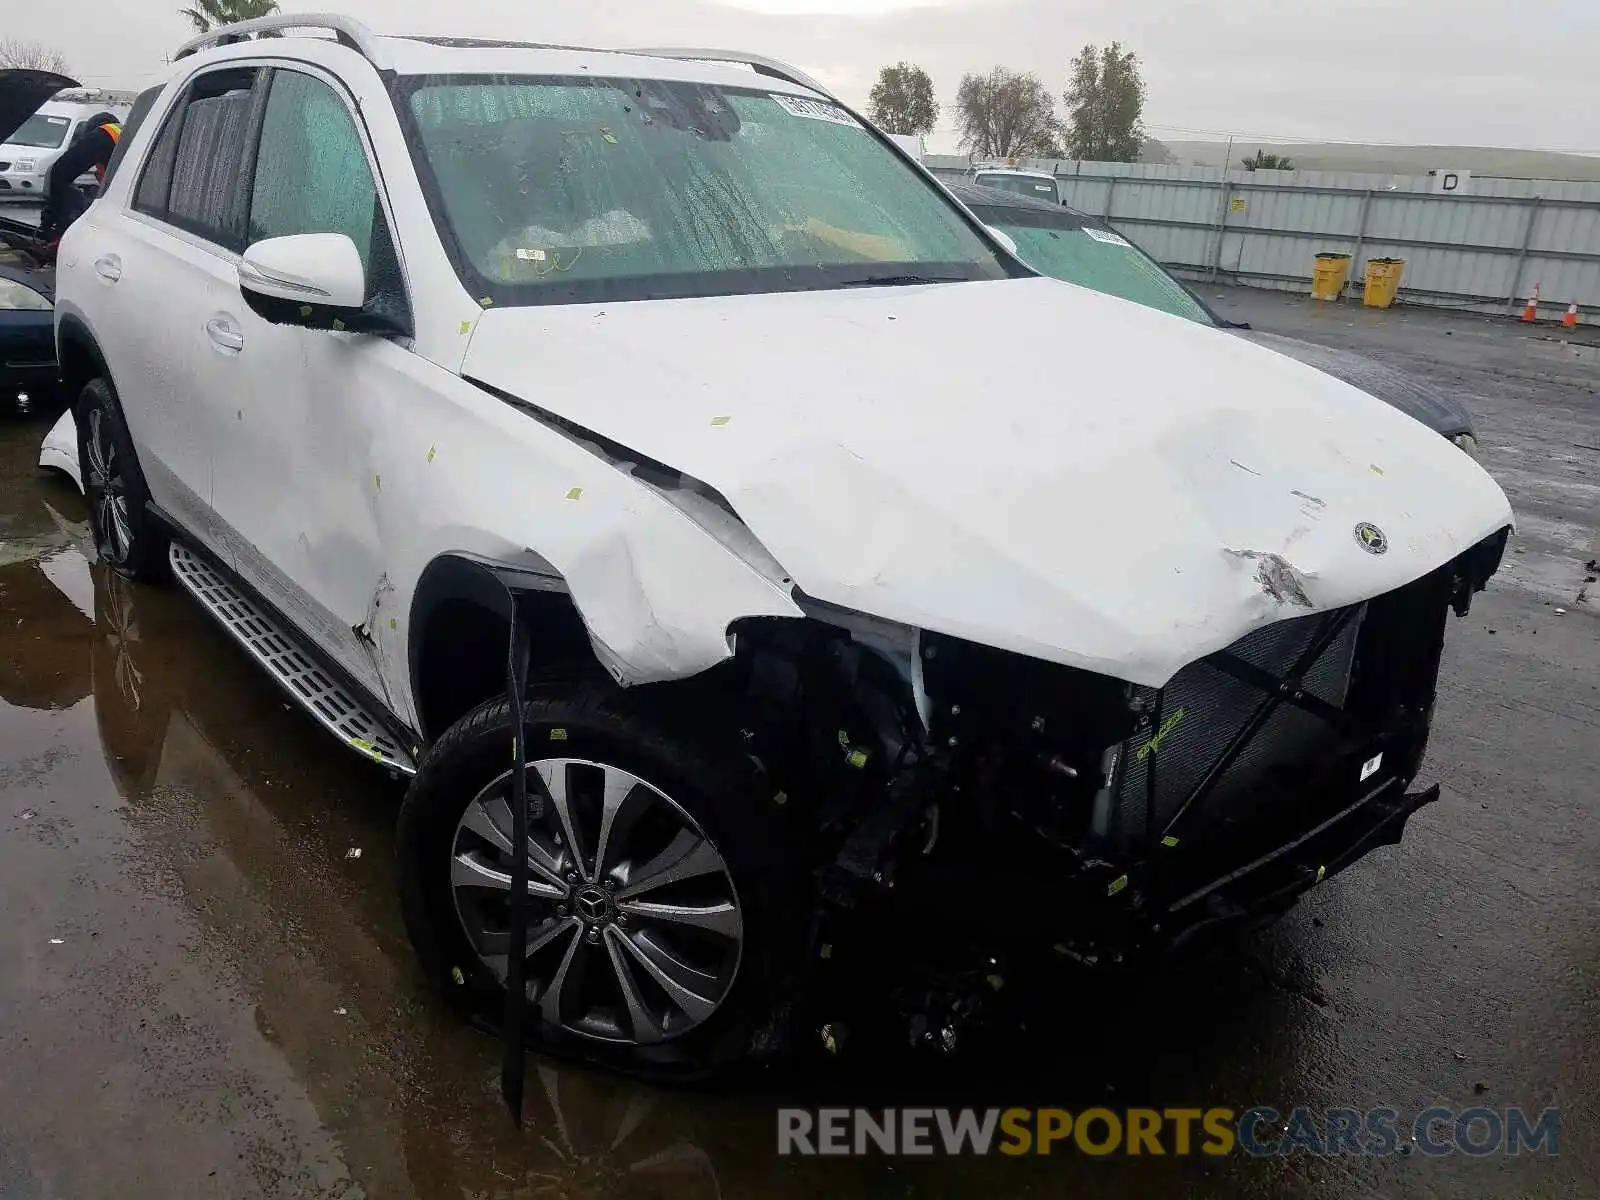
100,87 -> 163,190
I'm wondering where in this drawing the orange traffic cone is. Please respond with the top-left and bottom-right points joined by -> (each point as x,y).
1562,301 -> 1580,330
1521,283 -> 1541,322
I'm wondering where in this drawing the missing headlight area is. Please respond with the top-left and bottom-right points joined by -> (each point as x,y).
722,528 -> 1507,1035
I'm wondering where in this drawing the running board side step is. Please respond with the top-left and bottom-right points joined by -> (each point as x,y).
169,543 -> 417,775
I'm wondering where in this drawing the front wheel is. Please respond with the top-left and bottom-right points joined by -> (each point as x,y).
396,683 -> 798,1080
76,377 -> 167,581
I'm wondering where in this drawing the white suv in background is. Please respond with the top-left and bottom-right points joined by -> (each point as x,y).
46,15 -> 1511,1083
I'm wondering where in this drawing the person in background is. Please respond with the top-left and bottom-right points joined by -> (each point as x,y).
40,111 -> 122,240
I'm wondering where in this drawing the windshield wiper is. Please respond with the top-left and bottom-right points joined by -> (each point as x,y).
834,272 -> 970,289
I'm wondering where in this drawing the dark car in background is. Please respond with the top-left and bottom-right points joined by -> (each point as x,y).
948,180 -> 1481,454
0,261 -> 54,408
1,68 -> 78,411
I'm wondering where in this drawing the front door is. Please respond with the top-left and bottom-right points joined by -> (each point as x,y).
210,65 -> 414,701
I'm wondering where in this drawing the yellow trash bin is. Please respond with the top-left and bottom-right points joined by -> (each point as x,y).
1363,257 -> 1406,309
1310,252 -> 1352,301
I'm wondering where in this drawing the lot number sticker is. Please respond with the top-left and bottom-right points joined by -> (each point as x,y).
771,93 -> 863,129
1082,226 -> 1133,248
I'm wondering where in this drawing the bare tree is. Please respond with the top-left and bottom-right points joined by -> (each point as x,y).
1063,42 -> 1147,162
0,38 -> 72,76
178,0 -> 281,35
868,63 -> 939,138
955,68 -> 1062,159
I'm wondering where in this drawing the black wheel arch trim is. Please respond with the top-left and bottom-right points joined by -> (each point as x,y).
55,312 -> 121,402
407,551 -> 576,743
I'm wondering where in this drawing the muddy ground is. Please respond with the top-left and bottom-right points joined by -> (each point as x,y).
0,286 -> 1596,1198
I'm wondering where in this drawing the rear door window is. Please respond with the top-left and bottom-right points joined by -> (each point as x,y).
131,67 -> 263,250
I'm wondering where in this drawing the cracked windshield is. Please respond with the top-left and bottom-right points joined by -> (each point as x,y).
0,0 -> 1593,1197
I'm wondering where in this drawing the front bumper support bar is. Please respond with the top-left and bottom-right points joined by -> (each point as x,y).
1168,779 -> 1442,919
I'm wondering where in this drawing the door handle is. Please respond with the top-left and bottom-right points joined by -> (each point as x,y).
206,316 -> 244,354
93,255 -> 121,283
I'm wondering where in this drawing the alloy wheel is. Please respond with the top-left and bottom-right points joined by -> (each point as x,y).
450,758 -> 744,1045
84,407 -> 133,566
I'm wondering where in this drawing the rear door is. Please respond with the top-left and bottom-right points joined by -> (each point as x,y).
76,66 -> 263,558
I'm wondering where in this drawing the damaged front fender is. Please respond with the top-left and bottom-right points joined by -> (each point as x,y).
365,362 -> 805,728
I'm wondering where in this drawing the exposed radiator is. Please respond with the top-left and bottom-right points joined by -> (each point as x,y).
1104,605 -> 1365,843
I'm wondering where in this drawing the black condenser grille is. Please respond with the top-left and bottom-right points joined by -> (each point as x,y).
1109,605 -> 1364,843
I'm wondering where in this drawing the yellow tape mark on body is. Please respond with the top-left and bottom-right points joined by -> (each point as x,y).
1107,874 -> 1129,897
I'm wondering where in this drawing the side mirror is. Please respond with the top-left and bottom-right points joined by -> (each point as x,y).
984,225 -> 1019,256
238,233 -> 366,329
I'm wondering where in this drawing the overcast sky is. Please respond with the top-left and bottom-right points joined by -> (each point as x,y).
11,0 -> 1596,155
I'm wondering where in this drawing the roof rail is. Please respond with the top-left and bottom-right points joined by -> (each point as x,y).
173,12 -> 389,69
623,48 -> 834,101
52,87 -> 139,105
397,35 -> 603,53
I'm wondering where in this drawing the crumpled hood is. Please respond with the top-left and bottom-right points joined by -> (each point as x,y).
463,277 -> 1512,686
1233,328 -> 1474,438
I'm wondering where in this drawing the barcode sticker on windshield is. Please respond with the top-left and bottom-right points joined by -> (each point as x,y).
1082,227 -> 1133,248
771,93 -> 863,129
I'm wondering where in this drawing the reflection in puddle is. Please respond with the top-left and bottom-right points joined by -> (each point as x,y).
3,496 -> 750,1199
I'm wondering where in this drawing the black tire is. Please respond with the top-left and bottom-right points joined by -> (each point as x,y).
396,681 -> 800,1081
76,376 -> 167,581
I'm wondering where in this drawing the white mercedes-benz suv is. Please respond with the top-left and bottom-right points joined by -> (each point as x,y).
45,15 -> 1511,1085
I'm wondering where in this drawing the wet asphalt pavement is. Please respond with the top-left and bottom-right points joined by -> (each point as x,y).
0,287 -> 1596,1198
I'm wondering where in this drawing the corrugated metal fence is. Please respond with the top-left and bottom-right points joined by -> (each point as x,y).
925,156 -> 1600,321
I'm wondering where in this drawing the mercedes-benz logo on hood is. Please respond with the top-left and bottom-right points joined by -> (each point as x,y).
1354,522 -> 1389,555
